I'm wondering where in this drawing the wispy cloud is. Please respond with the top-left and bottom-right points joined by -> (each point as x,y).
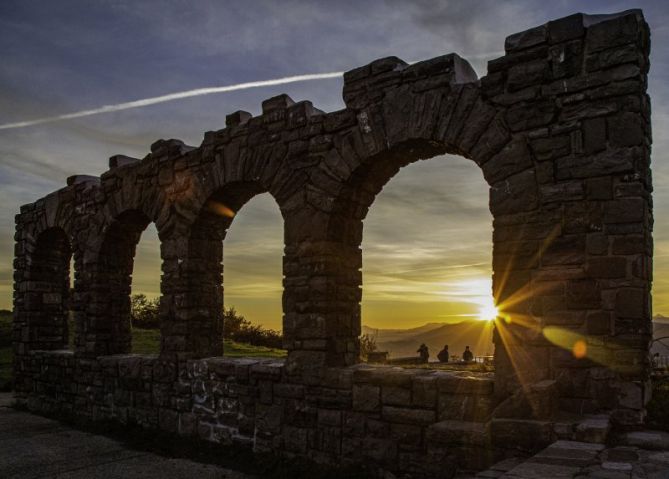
0,72 -> 344,131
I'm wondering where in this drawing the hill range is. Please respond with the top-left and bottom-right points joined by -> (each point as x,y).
362,320 -> 494,360
364,315 -> 669,361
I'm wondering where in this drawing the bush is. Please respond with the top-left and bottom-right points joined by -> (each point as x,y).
223,307 -> 283,349
129,298 -> 283,349
131,294 -> 160,329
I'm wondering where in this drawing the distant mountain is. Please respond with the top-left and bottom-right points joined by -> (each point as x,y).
364,315 -> 669,360
362,320 -> 494,360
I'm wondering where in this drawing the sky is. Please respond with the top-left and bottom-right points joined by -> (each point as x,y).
1,0 -> 669,331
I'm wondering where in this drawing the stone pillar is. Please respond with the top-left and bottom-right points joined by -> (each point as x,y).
82,210 -> 149,356
283,231 -> 362,375
484,10 -> 652,423
16,226 -> 71,352
160,231 -> 224,361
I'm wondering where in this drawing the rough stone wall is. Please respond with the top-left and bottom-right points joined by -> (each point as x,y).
12,9 -> 652,477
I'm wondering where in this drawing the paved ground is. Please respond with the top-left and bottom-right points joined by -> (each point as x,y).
476,439 -> 669,478
6,391 -> 669,479
0,393 -> 256,479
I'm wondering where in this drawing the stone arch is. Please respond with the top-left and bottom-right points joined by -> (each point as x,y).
282,56 -> 545,372
83,209 -> 153,356
160,178 -> 286,359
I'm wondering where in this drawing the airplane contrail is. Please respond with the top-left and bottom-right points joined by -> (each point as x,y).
0,71 -> 344,131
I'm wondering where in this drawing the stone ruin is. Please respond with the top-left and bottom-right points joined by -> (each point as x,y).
12,9 -> 652,477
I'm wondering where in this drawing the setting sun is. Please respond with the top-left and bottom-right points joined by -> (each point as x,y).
478,298 -> 498,322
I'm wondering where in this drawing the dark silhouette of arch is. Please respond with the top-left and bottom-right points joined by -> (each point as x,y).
86,210 -> 152,355
162,181 -> 283,358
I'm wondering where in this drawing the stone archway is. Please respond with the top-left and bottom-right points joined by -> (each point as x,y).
12,9 -> 653,475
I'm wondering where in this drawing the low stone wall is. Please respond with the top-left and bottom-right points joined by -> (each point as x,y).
18,350 -> 497,477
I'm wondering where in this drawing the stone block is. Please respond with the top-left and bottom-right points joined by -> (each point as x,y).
427,420 -> 489,447
582,117 -> 606,154
412,375 -> 437,408
382,406 -> 436,426
505,25 -> 547,52
586,256 -> 627,279
548,14 -> 585,43
615,287 -> 646,318
608,112 -> 646,147
261,94 -> 295,115
575,415 -> 610,444
390,422 -> 423,447
352,384 -> 380,412
435,373 -> 494,395
491,418 -> 554,452
225,110 -> 252,127
109,155 -> 139,169
586,10 -> 644,53
381,385 -> 411,407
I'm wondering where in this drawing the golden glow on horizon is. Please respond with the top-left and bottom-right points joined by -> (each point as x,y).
478,299 -> 498,322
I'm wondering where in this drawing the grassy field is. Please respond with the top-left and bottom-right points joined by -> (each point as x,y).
0,311 -> 285,390
131,327 -> 286,358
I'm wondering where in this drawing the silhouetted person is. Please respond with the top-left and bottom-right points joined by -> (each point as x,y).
437,344 -> 449,363
462,346 -> 473,362
417,343 -> 429,363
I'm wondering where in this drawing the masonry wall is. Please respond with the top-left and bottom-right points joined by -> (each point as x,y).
13,9 -> 652,477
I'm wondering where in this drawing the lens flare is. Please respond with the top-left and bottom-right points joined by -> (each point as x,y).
478,298 -> 498,322
573,340 -> 587,359
206,200 -> 236,218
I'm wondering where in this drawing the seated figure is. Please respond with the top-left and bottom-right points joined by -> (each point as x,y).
437,345 -> 449,363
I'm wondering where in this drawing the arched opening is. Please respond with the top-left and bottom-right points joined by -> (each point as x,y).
27,227 -> 72,350
313,139 -> 504,368
88,210 -> 152,355
128,223 -> 162,354
223,192 -> 284,354
181,181 -> 284,358
361,156 -> 494,365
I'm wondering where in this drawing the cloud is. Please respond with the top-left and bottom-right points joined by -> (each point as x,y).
0,72 -> 344,131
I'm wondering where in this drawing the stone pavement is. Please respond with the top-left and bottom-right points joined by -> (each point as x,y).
474,440 -> 669,478
6,388 -> 669,479
0,393 -> 256,479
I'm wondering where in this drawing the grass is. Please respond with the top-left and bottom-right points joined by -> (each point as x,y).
0,311 -> 286,390
131,328 -> 286,358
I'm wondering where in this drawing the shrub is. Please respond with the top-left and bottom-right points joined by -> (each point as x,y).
129,297 -> 283,349
131,294 -> 160,329
223,307 -> 283,349
359,333 -> 378,360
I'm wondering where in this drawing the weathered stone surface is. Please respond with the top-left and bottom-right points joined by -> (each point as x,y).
575,415 -> 611,443
11,9 -> 654,478
427,420 -> 489,447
